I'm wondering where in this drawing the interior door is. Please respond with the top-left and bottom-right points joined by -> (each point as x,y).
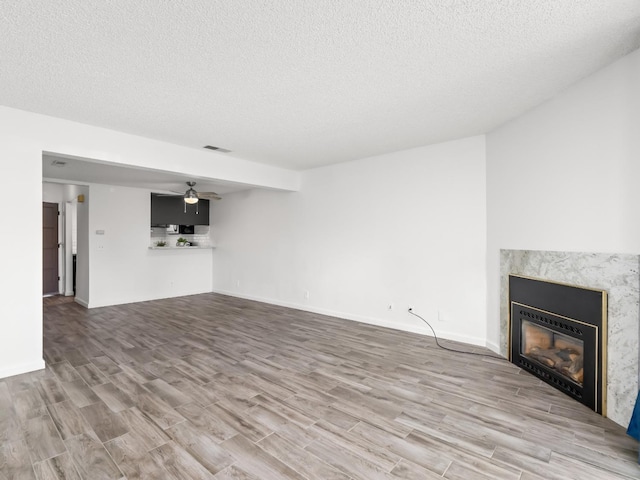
43,202 -> 59,295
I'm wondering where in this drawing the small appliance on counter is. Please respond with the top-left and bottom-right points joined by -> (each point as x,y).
166,224 -> 179,234
179,225 -> 195,234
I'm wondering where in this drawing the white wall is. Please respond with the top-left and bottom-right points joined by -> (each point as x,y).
212,136 -> 488,344
486,48 -> 640,349
87,183 -> 213,307
42,182 -> 65,203
0,104 -> 300,379
0,140 -> 44,377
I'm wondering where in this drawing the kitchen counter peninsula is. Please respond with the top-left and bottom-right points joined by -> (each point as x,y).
148,245 -> 215,250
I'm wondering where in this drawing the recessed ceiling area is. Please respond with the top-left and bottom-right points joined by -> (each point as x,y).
42,153 -> 248,196
3,2 -> 640,170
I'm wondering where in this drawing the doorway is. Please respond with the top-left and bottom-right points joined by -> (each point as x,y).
42,202 -> 59,295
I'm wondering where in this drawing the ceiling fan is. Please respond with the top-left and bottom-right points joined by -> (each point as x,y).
160,181 -> 222,202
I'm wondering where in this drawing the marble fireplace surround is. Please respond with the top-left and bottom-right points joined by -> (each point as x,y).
500,250 -> 640,427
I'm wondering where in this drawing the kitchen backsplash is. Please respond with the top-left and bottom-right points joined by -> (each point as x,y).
150,225 -> 213,247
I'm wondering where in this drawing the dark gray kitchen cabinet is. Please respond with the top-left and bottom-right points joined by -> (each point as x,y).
151,194 -> 210,226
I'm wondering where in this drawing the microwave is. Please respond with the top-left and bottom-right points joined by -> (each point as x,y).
179,225 -> 195,234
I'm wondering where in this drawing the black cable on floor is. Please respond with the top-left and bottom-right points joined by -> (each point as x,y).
408,309 -> 506,361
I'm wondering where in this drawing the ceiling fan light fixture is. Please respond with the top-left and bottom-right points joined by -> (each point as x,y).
184,189 -> 199,204
184,181 -> 199,204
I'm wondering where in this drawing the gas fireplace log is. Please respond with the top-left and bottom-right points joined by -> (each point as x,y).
569,355 -> 584,373
575,368 -> 584,384
559,367 -> 584,384
528,347 -> 584,384
529,347 -> 564,366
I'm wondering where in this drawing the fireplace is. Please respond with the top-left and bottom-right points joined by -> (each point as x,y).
509,275 -> 607,414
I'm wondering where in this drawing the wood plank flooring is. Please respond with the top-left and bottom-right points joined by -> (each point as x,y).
1,293 -> 638,479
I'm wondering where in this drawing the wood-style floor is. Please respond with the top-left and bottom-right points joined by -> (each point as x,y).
42,295 -> 76,307
2,293 -> 638,479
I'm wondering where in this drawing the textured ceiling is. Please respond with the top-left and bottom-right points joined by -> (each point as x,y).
2,1 -> 640,170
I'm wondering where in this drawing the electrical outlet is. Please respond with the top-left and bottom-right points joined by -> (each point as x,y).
304,290 -> 310,299
236,280 -> 240,288
408,305 -> 414,312
438,310 -> 445,322
387,303 -> 394,310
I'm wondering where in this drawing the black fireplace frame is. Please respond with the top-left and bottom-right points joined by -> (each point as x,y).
509,275 -> 607,415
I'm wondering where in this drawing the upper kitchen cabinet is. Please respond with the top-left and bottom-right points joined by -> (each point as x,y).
151,193 -> 210,226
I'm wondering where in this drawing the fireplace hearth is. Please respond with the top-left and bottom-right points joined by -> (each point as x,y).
509,275 -> 607,414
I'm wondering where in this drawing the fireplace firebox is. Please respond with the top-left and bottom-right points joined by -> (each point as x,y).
509,275 -> 607,414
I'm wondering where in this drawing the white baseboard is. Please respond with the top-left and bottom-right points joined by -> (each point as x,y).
0,359 -> 45,379
211,289 -> 488,347
74,297 -> 89,308
86,288 -> 214,309
485,340 -> 502,355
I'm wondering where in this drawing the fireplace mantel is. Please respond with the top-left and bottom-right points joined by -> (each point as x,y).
500,250 -> 639,427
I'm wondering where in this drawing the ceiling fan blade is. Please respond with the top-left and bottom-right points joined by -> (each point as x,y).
197,192 -> 222,200
155,184 -> 221,200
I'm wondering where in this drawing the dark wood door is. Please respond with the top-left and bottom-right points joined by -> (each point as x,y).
43,202 -> 59,295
